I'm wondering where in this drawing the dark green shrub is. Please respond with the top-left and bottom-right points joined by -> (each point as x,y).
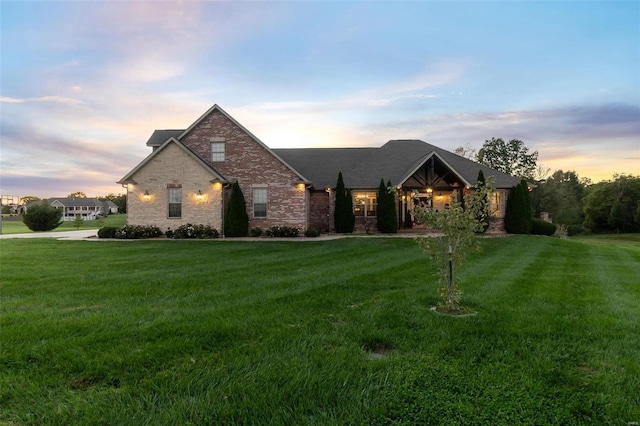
265,226 -> 299,237
115,225 -> 163,239
173,224 -> 219,239
377,179 -> 397,233
304,228 -> 320,237
504,180 -> 533,234
334,172 -> 354,233
22,202 -> 63,231
474,170 -> 490,233
97,227 -> 118,238
165,228 -> 174,238
225,181 -> 249,237
531,218 -> 557,236
250,227 -> 263,237
567,224 -> 584,236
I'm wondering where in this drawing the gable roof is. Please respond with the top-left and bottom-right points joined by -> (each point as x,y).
144,104 -> 311,184
146,130 -> 183,147
140,106 -> 519,190
275,140 -> 520,190
118,137 -> 227,185
48,198 -> 110,208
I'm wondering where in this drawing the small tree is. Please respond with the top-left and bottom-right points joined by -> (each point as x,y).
413,181 -> 493,312
334,172 -> 353,233
504,181 -> 532,234
72,214 -> 84,230
22,202 -> 63,232
609,198 -> 623,234
345,188 -> 355,232
376,179 -> 397,233
224,181 -> 249,237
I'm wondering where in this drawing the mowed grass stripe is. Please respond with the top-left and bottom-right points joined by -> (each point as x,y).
1,236 -> 639,425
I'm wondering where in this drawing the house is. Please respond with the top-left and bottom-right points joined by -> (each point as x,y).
118,104 -> 520,234
25,198 -> 119,221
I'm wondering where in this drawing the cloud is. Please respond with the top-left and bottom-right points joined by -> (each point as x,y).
0,96 -> 83,105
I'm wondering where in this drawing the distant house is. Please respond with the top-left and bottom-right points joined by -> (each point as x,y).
25,198 -> 118,221
118,104 -> 520,233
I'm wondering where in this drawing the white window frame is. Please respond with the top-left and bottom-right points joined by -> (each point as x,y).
252,187 -> 268,218
210,137 -> 225,162
168,186 -> 182,218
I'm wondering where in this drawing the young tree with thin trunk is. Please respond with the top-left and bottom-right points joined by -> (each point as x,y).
412,179 -> 493,312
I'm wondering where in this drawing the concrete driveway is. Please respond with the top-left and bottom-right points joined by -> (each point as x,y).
0,229 -> 98,240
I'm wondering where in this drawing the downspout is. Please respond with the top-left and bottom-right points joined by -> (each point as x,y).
325,187 -> 332,232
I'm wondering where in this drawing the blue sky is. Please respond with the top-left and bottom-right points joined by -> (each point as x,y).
1,1 -> 638,198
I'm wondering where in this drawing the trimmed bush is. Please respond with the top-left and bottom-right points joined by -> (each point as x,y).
505,180 -> 533,234
377,179 -> 397,233
531,218 -> 557,236
334,172 -> 354,233
115,225 -> 163,239
304,228 -> 320,237
567,224 -> 584,236
250,227 -> 263,237
22,202 -> 63,232
97,227 -> 118,239
173,224 -> 219,239
265,226 -> 299,237
225,181 -> 249,237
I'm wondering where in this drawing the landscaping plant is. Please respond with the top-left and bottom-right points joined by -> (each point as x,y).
412,180 -> 493,312
224,181 -> 249,237
21,202 -> 63,231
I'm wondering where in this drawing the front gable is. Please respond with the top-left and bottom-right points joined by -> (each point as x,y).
178,104 -> 310,185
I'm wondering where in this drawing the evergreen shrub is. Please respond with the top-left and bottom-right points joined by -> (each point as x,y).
531,218 -> 557,236
304,228 -> 320,237
22,202 -> 63,232
567,224 -> 584,236
97,227 -> 118,238
225,181 -> 249,237
250,227 -> 263,237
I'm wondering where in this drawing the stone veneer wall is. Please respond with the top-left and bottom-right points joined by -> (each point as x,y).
180,109 -> 308,231
127,143 -> 223,231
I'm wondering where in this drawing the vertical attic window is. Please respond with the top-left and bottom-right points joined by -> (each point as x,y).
210,137 -> 225,162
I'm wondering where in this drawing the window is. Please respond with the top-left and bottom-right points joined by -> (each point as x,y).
168,187 -> 182,218
253,187 -> 267,218
491,190 -> 506,218
211,141 -> 225,162
353,192 -> 377,217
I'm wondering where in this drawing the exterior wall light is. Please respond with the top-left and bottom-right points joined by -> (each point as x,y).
196,190 -> 203,200
143,190 -> 150,200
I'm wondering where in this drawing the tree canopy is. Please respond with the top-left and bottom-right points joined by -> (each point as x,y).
532,170 -> 586,227
583,174 -> 640,233
477,138 -> 538,180
67,192 -> 87,198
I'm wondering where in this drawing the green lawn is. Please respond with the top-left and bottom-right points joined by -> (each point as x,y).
1,214 -> 127,234
1,235 -> 638,425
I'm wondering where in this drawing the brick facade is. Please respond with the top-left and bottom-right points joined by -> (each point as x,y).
180,109 -> 308,231
125,107 -> 309,233
126,142 -> 223,231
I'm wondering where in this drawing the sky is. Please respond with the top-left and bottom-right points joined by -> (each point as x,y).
1,1 -> 639,199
